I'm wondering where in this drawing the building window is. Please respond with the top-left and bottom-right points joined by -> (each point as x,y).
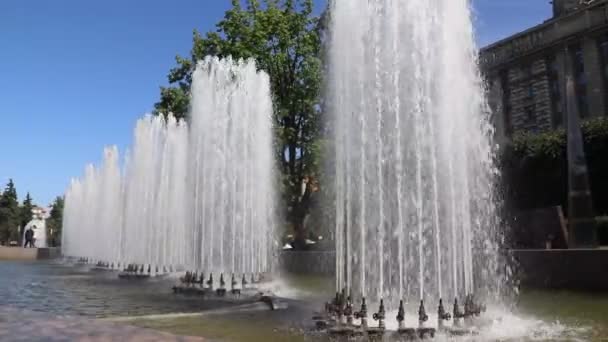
500,70 -> 512,136
525,105 -> 536,123
569,43 -> 589,118
520,63 -> 533,80
527,83 -> 535,99
598,34 -> 608,116
546,55 -> 563,127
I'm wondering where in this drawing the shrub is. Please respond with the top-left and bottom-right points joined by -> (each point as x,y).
500,117 -> 608,214
597,216 -> 608,246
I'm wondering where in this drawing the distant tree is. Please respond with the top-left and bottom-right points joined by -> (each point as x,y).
155,0 -> 325,248
46,196 -> 64,247
18,192 -> 34,244
0,179 -> 20,244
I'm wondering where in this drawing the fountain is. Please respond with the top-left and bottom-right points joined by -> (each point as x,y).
319,0 -> 505,338
62,57 -> 276,285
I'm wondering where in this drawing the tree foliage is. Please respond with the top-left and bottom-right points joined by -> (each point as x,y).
19,192 -> 34,243
501,117 -> 608,214
155,0 -> 324,232
47,196 -> 64,247
0,179 -> 20,243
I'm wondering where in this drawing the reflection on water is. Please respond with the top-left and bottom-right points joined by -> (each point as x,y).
515,289 -> 608,340
2,261 -> 608,341
0,261 -> 234,318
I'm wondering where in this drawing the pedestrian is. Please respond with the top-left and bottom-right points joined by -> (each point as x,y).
24,226 -> 34,248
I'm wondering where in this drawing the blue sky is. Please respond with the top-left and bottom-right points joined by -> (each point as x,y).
0,0 -> 552,206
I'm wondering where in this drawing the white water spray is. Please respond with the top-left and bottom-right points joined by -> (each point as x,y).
330,0 -> 503,310
62,57 -> 275,276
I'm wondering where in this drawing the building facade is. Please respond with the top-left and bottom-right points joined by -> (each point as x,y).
481,0 -> 608,141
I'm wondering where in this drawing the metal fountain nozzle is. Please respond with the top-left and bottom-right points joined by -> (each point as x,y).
353,297 -> 367,318
325,292 -> 340,315
418,300 -> 429,324
219,273 -> 226,288
147,264 -> 151,274
199,272 -> 205,285
372,299 -> 386,328
336,288 -> 347,315
344,295 -> 354,325
231,274 -> 237,289
438,299 -> 451,321
464,294 -> 486,317
453,298 -> 465,319
242,274 -> 248,288
207,273 -> 214,288
333,292 -> 341,306
396,300 -> 405,329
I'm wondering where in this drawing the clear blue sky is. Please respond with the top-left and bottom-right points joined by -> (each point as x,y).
0,0 -> 552,206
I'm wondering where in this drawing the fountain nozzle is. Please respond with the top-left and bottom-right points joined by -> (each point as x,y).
464,294 -> 486,317
344,294 -> 354,325
438,298 -> 451,321
372,299 -> 386,329
418,300 -> 428,325
453,298 -> 465,322
216,274 -> 227,297
396,300 -> 405,329
206,273 -> 214,288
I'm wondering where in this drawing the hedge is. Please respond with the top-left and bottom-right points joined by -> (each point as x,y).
500,117 -> 608,215
598,216 -> 608,245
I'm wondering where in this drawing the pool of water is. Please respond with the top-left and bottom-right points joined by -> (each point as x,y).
0,260 -> 241,318
2,261 -> 608,341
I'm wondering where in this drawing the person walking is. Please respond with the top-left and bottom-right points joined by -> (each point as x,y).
24,227 -> 34,248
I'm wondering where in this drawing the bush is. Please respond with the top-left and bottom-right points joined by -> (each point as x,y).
500,117 -> 608,214
597,216 -> 608,246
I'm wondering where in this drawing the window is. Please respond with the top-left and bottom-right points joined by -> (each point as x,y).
527,84 -> 535,99
520,63 -> 533,80
598,34 -> 608,115
500,70 -> 512,136
546,55 -> 563,127
525,105 -> 536,123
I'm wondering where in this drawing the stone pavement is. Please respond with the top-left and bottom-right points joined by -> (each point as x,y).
0,307 -> 204,342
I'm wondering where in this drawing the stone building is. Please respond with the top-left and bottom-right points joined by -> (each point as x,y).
481,0 -> 608,142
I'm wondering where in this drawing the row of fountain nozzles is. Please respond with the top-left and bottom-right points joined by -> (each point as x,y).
326,290 -> 486,329
122,263 -> 173,274
180,271 -> 261,289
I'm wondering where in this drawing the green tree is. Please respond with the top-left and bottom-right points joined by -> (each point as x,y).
0,179 -> 20,244
155,0 -> 324,246
19,192 -> 34,243
501,117 -> 608,214
46,196 -> 64,247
